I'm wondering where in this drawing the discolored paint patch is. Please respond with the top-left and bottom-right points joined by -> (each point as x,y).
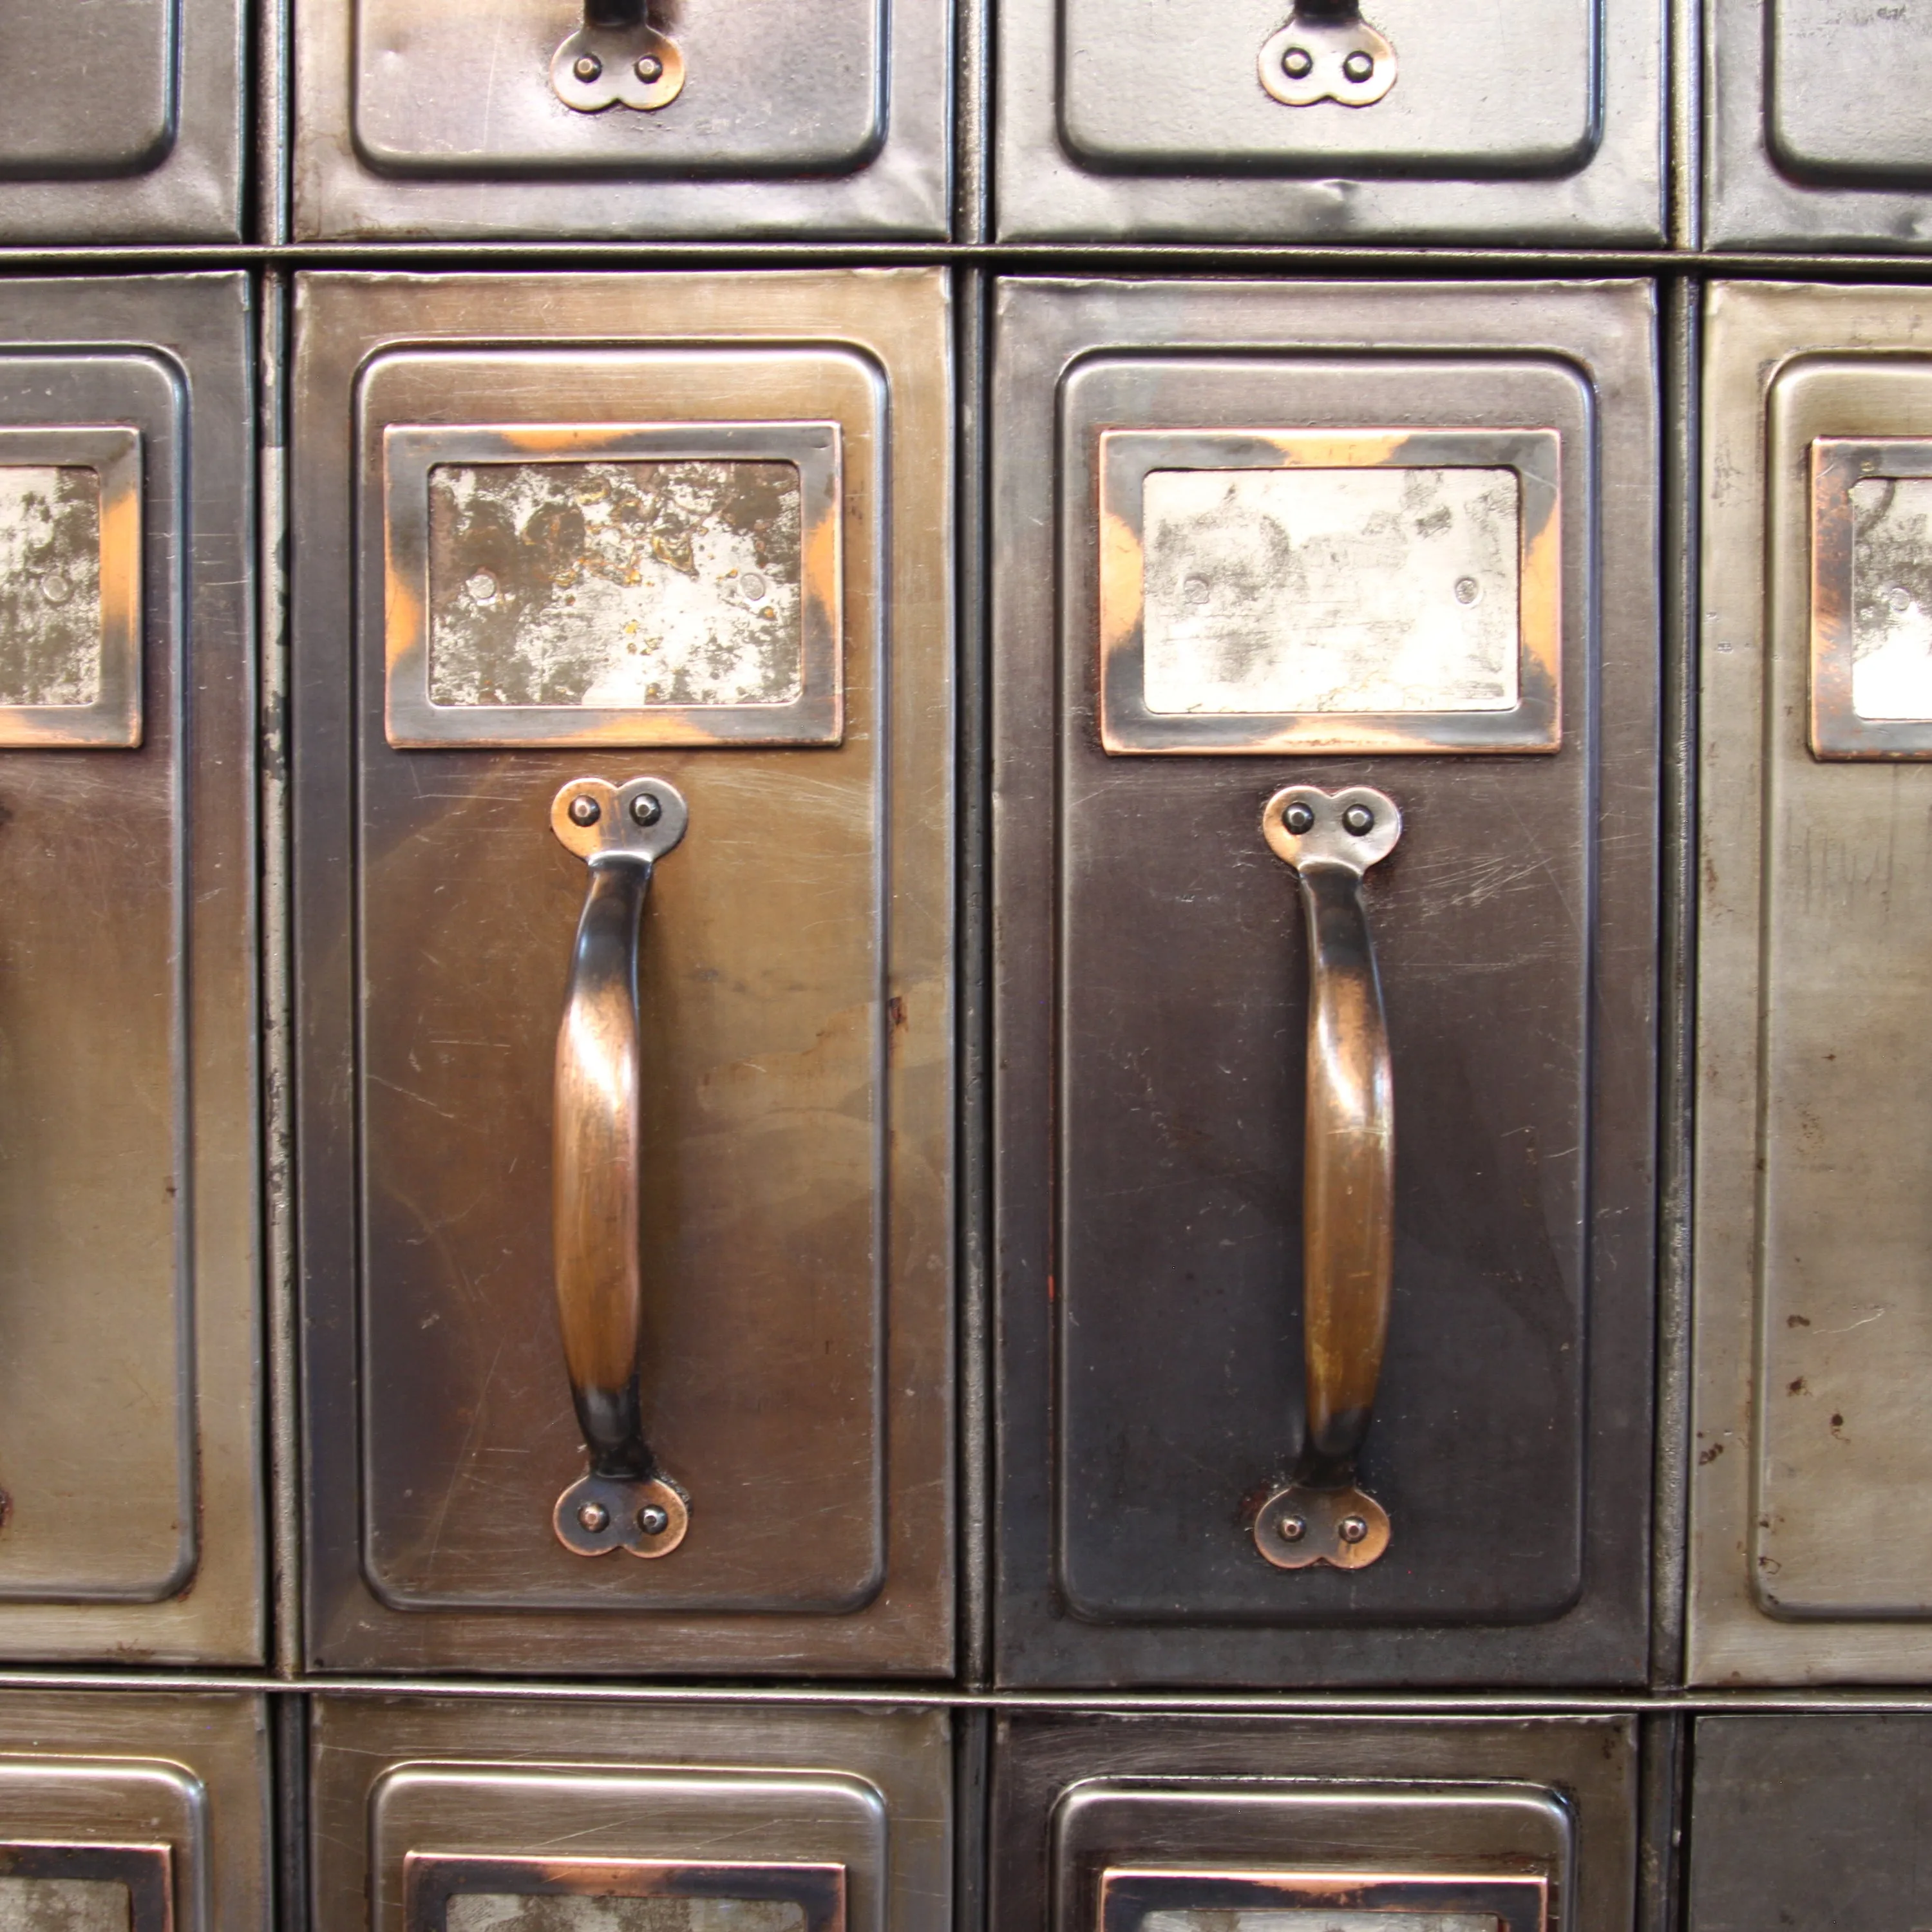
1139,465 -> 1520,716
426,460 -> 804,710
448,1899 -> 807,1932
1849,474 -> 1932,720
0,1876 -> 131,1932
0,467 -> 104,710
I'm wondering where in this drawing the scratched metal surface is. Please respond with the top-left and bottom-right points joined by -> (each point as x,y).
0,469 -> 102,709
450,1900 -> 802,1932
1140,466 -> 1519,715
0,1880 -> 128,1932
1848,476 -> 1932,719
427,461 -> 804,710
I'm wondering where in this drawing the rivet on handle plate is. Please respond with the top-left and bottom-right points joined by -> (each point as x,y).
551,0 -> 685,111
1254,783 -> 1401,1571
550,775 -> 691,1558
1259,0 -> 1397,106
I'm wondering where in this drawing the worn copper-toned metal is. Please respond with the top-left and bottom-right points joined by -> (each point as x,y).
1096,429 -> 1562,756
1099,1868 -> 1548,1932
1253,784 -> 1400,1572
0,427 -> 142,749
1808,436 -> 1932,758
548,773 -> 692,1560
384,417 -> 842,750
0,1843 -> 173,1932
551,0 -> 686,114
1259,0 -> 1398,108
406,1854 -> 842,1932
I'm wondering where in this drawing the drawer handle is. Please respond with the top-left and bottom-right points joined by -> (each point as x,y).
551,0 -> 685,111
548,775 -> 692,1558
1258,0 -> 1397,106
1253,784 -> 1401,1571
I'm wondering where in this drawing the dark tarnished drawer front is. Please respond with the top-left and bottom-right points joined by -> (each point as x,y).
0,0 -> 241,239
989,1713 -> 1636,1932
1692,283 -> 1932,1683
992,278 -> 1658,1688
0,1690 -> 271,1932
292,0 -> 947,238
0,279 -> 261,1665
1707,0 -> 1932,246
1685,1715 -> 1932,1930
309,1698 -> 950,1932
994,0 -> 1661,241
294,272 -> 952,1675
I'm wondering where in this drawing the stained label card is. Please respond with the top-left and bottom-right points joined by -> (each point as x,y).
1140,465 -> 1521,716
1139,1915 -> 1498,1932
1848,474 -> 1932,721
426,460 -> 805,712
0,467 -> 104,708
0,1877 -> 131,1932
448,1899 -> 806,1932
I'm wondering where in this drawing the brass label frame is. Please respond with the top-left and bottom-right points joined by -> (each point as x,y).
0,1841 -> 173,1931
402,1853 -> 846,1932
383,421 -> 843,750
1097,1867 -> 1550,1932
1808,435 -> 1932,759
0,426 -> 142,750
1095,428 -> 1562,755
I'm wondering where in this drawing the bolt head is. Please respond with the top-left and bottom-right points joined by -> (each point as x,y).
1281,44 -> 1313,76
1283,801 -> 1316,835
573,52 -> 603,79
576,1501 -> 610,1532
637,1502 -> 671,1535
1339,1513 -> 1369,1543
635,53 -> 663,79
630,792 -> 663,827
569,795 -> 601,827
1277,1513 -> 1307,1543
1343,804 -> 1374,835
1342,50 -> 1374,79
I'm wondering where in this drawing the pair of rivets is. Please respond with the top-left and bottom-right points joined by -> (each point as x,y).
1281,44 -> 1374,79
569,792 -> 663,829
1283,801 -> 1376,836
1277,1511 -> 1369,1544
575,1500 -> 672,1535
573,52 -> 664,80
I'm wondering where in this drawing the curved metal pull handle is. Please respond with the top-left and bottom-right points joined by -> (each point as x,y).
1259,0 -> 1397,106
1254,784 -> 1402,1572
549,774 -> 692,1559
551,0 -> 685,111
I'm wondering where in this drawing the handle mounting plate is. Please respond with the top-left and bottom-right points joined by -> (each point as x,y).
1254,1481 -> 1392,1569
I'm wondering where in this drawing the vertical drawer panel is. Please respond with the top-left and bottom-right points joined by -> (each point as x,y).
992,276 -> 1659,1687
0,276 -> 261,1665
292,270 -> 952,1675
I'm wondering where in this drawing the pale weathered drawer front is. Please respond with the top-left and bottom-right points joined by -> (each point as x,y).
294,271 -> 952,1675
0,278 -> 261,1665
992,277 -> 1658,1688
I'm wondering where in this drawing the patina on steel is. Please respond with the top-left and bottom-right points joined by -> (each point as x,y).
550,0 -> 685,113
1254,783 -> 1401,1572
1259,0 -> 1398,107
549,773 -> 691,1559
405,1853 -> 843,1932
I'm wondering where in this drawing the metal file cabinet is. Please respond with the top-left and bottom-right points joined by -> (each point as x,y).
0,1690 -> 270,1931
0,0 -> 245,240
1691,281 -> 1932,1684
992,276 -> 1661,1688
992,0 -> 1665,242
290,0 -> 951,238
290,269 -> 954,1676
989,1713 -> 1640,1932
0,274 -> 263,1668
307,1697 -> 952,1932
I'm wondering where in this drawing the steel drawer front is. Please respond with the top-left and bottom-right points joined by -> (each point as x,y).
989,1713 -> 1638,1932
0,276 -> 261,1666
0,0 -> 243,240
308,1698 -> 951,1932
292,0 -> 947,237
1690,281 -> 1932,1683
992,277 -> 1659,1688
994,0 -> 1662,242
0,1690 -> 270,1932
292,270 -> 952,1675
